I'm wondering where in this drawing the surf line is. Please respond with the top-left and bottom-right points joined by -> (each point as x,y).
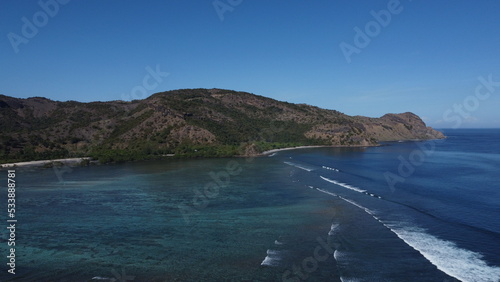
316,186 -> 500,282
319,176 -> 382,199
280,235 -> 335,281
284,161 -> 314,172
322,165 -> 339,172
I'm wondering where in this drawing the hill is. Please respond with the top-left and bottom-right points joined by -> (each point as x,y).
0,88 -> 444,163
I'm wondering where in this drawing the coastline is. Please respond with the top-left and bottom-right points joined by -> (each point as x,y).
258,137 -> 451,156
0,145 -> 380,168
0,157 -> 92,168
1,140 -> 437,168
260,144 -> 379,156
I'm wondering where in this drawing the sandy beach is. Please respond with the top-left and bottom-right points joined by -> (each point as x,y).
261,146 -> 331,155
0,145 -> 378,168
0,157 -> 92,168
261,144 -> 378,156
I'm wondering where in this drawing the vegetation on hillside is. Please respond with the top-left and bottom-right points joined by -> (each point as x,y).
0,89 -> 444,164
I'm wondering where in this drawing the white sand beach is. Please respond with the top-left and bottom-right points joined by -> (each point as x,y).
261,144 -> 380,156
261,146 -> 331,156
0,157 -> 91,168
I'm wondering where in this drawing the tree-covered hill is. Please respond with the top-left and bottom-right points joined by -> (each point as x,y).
0,88 -> 444,163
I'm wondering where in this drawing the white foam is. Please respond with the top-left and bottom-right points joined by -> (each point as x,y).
315,188 -> 375,217
339,196 -> 373,214
322,165 -> 339,172
315,188 -> 338,197
329,223 -> 340,236
320,176 -> 366,193
340,277 -> 362,282
268,153 -> 277,157
284,161 -> 314,171
333,250 -> 341,260
261,256 -> 278,266
335,251 -> 363,282
387,225 -> 500,282
315,184 -> 500,282
261,249 -> 284,266
341,201 -> 500,282
274,240 -> 284,245
317,186 -> 500,281
266,249 -> 280,256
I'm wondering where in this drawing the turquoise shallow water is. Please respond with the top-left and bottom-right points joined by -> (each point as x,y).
1,157 -> 340,281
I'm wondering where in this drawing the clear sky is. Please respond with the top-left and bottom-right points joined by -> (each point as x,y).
1,0 -> 499,128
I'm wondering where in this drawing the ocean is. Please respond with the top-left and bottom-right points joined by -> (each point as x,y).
1,128 -> 499,281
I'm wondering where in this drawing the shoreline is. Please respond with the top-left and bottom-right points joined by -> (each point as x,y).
258,137 -> 450,156
1,139 -> 440,168
0,145 -> 378,168
0,157 -> 92,168
260,144 -> 379,156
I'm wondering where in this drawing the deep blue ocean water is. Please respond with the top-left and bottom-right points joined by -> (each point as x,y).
1,129 -> 499,281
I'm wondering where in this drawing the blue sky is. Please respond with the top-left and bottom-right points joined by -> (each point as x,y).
1,0 -> 499,128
